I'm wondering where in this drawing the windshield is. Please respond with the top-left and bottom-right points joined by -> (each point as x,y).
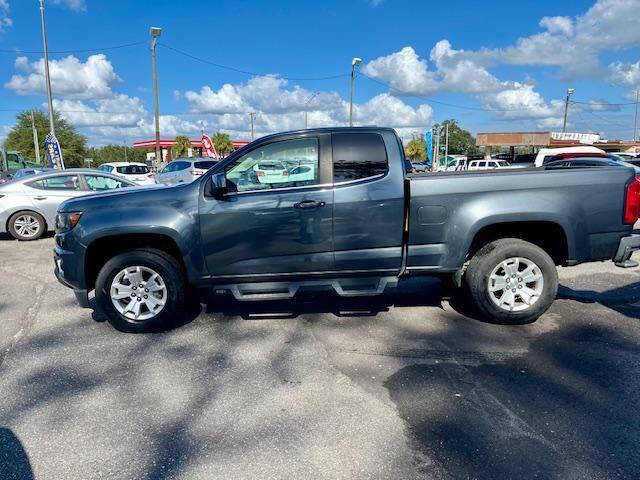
116,165 -> 149,174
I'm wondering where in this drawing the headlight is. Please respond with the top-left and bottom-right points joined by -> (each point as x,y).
55,211 -> 82,232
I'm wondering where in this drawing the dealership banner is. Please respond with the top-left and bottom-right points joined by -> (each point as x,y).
201,134 -> 218,159
44,132 -> 65,170
425,130 -> 432,168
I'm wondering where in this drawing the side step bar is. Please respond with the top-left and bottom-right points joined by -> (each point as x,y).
216,276 -> 399,302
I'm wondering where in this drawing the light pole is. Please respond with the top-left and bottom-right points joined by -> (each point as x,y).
150,27 -> 162,168
304,92 -> 318,129
634,88 -> 639,143
349,57 -> 362,127
39,0 -> 55,136
562,88 -> 574,133
249,112 -> 256,140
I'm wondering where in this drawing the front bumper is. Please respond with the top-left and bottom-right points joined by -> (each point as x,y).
613,232 -> 640,268
54,231 -> 90,307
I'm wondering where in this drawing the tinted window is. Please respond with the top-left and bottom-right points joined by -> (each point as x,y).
479,161 -> 487,167
28,175 -> 80,190
226,138 -> 319,192
194,161 -> 216,170
116,165 -> 149,174
85,175 -> 131,191
332,133 -> 388,182
174,161 -> 190,171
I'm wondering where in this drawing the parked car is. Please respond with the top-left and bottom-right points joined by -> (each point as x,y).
253,160 -> 289,184
13,167 -> 54,179
612,152 -> 638,161
286,164 -> 317,183
0,168 -> 136,240
467,159 -> 512,170
98,162 -> 156,185
534,146 -> 606,167
155,158 -> 218,185
54,127 -> 640,333
412,162 -> 429,173
544,156 -> 640,173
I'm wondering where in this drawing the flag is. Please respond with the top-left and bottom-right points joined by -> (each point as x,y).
425,130 -> 433,168
44,132 -> 65,170
201,133 -> 218,159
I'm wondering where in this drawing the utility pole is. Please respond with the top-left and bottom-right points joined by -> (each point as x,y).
39,0 -> 55,136
562,87 -> 574,133
31,111 -> 41,165
304,92 -> 318,129
150,27 -> 162,168
444,122 -> 449,168
634,88 -> 639,142
249,112 -> 256,141
349,57 -> 362,127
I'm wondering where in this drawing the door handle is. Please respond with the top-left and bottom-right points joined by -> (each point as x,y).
33,196 -> 47,200
294,200 -> 325,209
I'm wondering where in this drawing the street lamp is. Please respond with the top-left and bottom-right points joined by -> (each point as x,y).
304,92 -> 318,129
39,0 -> 55,136
349,57 -> 362,127
562,87 -> 575,133
150,27 -> 162,168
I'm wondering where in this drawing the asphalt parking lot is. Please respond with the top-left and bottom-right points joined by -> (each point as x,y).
1,235 -> 639,480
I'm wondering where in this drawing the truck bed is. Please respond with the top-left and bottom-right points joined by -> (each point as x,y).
406,166 -> 635,271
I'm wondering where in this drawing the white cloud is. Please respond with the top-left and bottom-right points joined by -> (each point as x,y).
51,0 -> 86,11
0,0 -> 11,33
53,94 -> 147,128
5,54 -> 120,99
362,46 -> 438,95
609,60 -> 640,87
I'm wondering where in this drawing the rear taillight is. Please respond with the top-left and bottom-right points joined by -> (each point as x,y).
624,176 -> 640,224
257,171 -> 264,177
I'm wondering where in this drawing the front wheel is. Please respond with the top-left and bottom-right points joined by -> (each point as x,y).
95,249 -> 187,333
465,238 -> 558,325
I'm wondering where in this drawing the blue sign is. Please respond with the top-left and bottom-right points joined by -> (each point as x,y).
44,132 -> 65,170
425,130 -> 433,167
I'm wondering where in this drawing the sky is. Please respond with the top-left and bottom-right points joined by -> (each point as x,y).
1,0 -> 640,146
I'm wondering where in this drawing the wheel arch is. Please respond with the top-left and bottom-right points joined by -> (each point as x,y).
84,233 -> 186,291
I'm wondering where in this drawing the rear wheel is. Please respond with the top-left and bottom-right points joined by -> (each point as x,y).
465,238 -> 558,324
8,211 -> 46,240
95,249 -> 186,333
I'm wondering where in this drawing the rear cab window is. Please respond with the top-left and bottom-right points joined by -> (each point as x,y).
332,132 -> 388,182
117,165 -> 149,175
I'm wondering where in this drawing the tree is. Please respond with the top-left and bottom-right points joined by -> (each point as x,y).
211,132 -> 234,157
405,137 -> 426,161
433,119 -> 479,155
172,136 -> 192,159
3,110 -> 87,167
85,145 -> 148,166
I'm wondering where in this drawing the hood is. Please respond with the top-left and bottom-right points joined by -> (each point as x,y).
58,182 -> 195,213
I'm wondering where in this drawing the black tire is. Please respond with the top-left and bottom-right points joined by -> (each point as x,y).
95,249 -> 187,333
8,210 -> 46,241
465,238 -> 558,325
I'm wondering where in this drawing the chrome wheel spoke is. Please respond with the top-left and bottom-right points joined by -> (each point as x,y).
111,266 -> 167,321
488,256 -> 544,312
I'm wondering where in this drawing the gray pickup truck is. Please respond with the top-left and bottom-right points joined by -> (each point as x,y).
53,127 -> 640,332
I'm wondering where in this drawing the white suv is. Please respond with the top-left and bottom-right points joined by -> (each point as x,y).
155,158 -> 218,185
98,162 -> 155,185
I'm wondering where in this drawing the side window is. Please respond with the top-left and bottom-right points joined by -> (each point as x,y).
479,161 -> 487,168
174,161 -> 190,171
85,175 -> 129,191
332,133 -> 388,182
28,175 -> 80,190
225,138 -> 319,192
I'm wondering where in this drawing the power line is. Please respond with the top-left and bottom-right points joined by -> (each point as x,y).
571,99 -> 636,107
0,41 -> 147,55
159,43 -> 350,81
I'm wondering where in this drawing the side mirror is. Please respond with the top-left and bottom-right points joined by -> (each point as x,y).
205,172 -> 227,199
